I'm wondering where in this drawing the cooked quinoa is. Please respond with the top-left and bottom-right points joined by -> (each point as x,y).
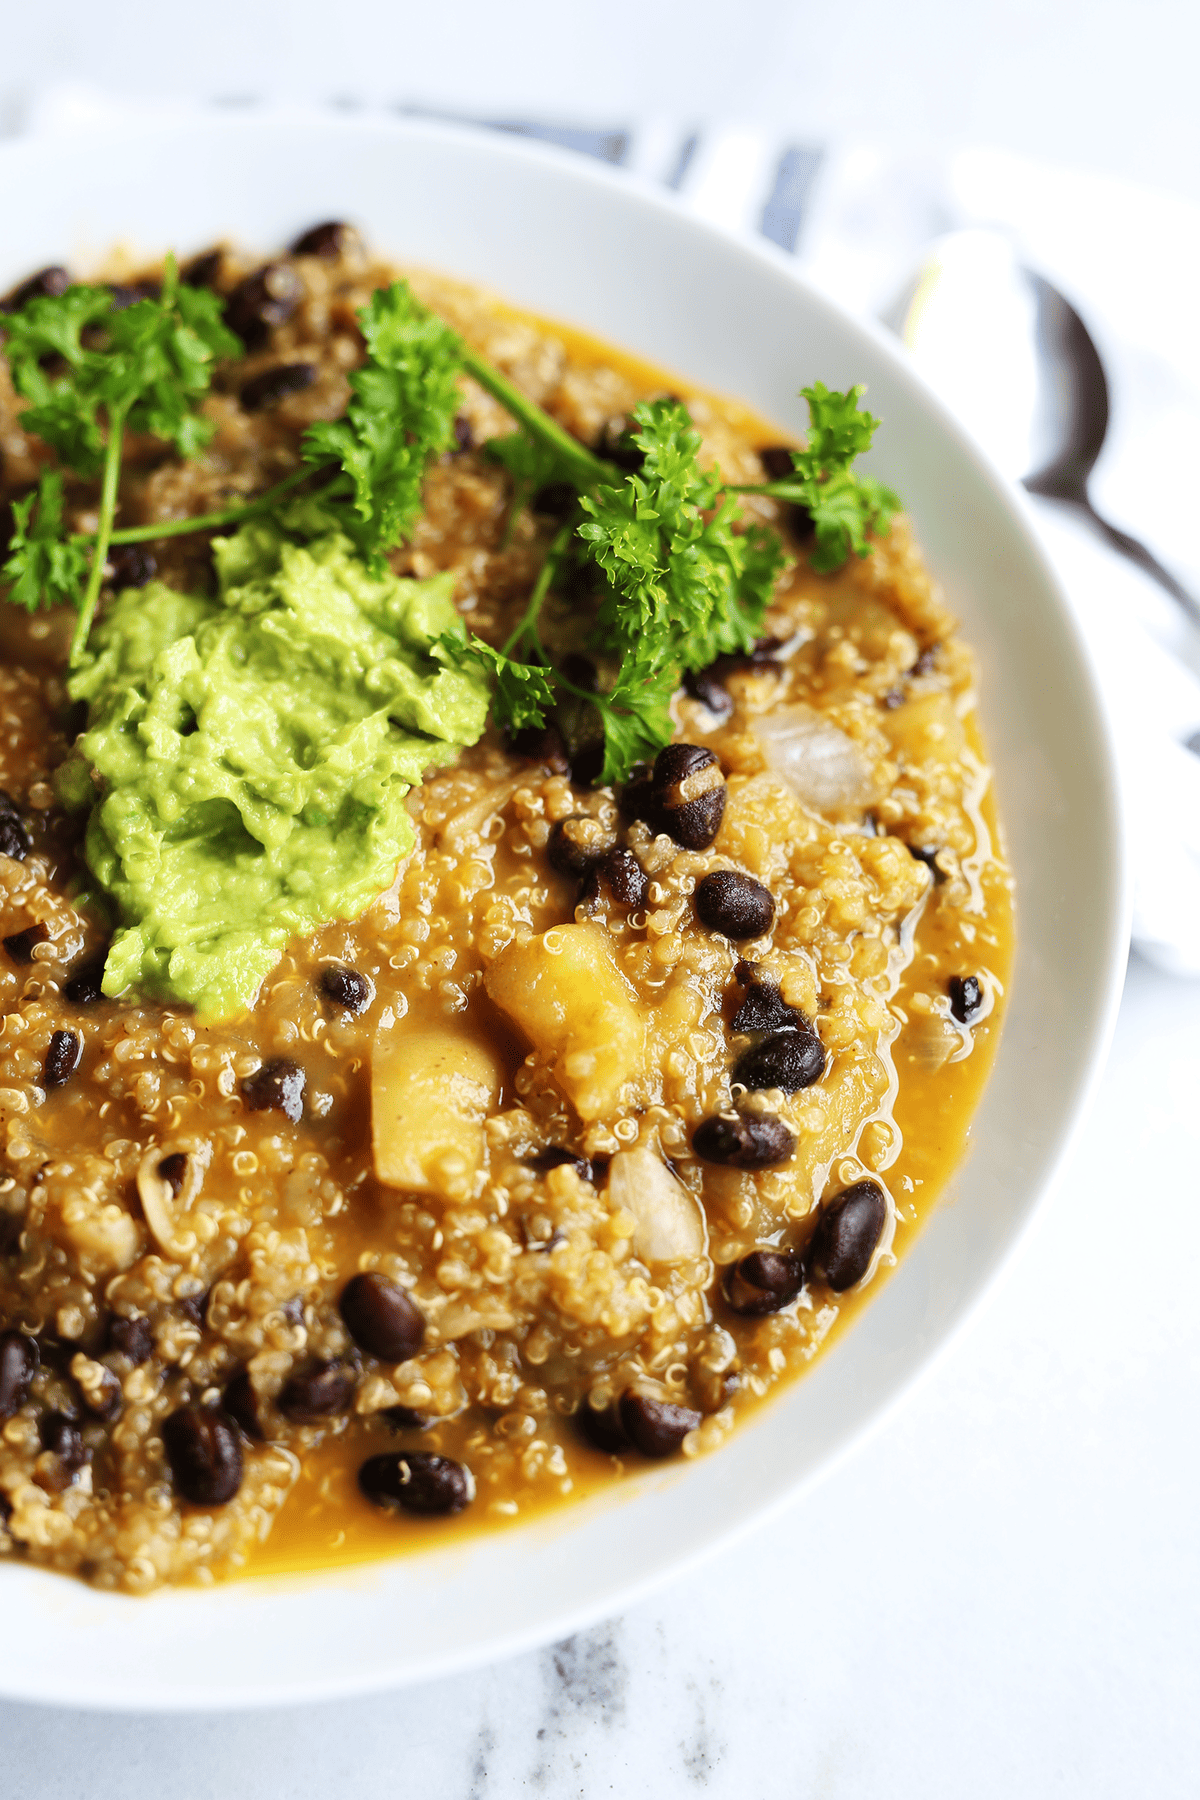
0,229 -> 1013,1591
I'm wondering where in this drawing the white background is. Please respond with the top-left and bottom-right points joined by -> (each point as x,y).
3,0 -> 1200,204
2,4 -> 1199,1796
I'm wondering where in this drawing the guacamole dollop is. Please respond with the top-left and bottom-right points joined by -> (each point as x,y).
65,524 -> 489,1019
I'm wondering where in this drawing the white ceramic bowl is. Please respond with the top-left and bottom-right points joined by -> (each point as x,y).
0,112 -> 1128,1711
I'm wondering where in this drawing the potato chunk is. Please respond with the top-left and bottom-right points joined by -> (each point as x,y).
485,923 -> 645,1121
373,1029 -> 502,1196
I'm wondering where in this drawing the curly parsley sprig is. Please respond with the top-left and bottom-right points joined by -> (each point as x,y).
1,258 -> 900,782
1,257 -> 240,659
301,283 -> 462,571
452,384 -> 897,777
730,382 -> 902,572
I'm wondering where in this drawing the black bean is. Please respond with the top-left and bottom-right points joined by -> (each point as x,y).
40,1410 -> 87,1475
723,1249 -> 806,1316
693,1111 -> 796,1169
242,1057 -> 306,1123
907,844 -> 945,882
42,1029 -> 81,1091
318,964 -> 374,1014
77,1365 -> 122,1419
279,1360 -> 355,1423
0,791 -> 17,817
619,774 -> 657,828
3,924 -> 46,965
580,846 -> 648,910
0,813 -> 31,863
384,1405 -> 433,1431
729,965 -> 804,1034
576,1396 -> 629,1454
948,974 -> 984,1024
532,481 -> 578,518
2,266 -> 70,312
339,1273 -> 425,1363
682,667 -> 735,722
180,248 -> 225,290
280,1295 -> 305,1327
452,414 -> 474,452
107,280 -> 160,312
240,361 -> 317,412
155,1153 -> 188,1198
105,1314 -> 153,1365
618,1391 -> 702,1458
694,870 -> 774,940
61,699 -> 89,744
560,653 -> 599,693
569,741 -> 606,789
651,744 -> 727,850
0,1330 -> 39,1419
910,644 -> 939,676
0,1206 -> 22,1258
733,1028 -> 825,1093
224,1369 -> 266,1441
744,636 -> 789,668
224,263 -> 301,348
162,1405 -> 243,1505
596,414 -> 645,473
106,543 -> 157,588
759,445 -> 797,481
64,951 -> 108,1004
758,447 -> 815,539
174,1294 -> 206,1334
291,220 -> 354,258
806,1179 -> 887,1291
526,1146 -> 593,1181
359,1450 -> 475,1516
508,721 -> 570,775
547,814 -> 609,879
882,688 -> 905,709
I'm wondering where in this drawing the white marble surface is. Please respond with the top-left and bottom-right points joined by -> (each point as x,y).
2,950 -> 1197,1795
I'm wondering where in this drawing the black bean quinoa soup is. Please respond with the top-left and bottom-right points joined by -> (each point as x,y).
0,228 -> 1012,1590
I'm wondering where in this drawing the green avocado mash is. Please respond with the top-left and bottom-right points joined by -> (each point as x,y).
64,524 -> 489,1019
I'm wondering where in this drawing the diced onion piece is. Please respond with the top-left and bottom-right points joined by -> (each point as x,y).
752,705 -> 876,813
607,1146 -> 706,1264
903,1012 -> 959,1073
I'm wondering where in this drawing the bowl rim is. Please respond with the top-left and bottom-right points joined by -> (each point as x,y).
0,107 -> 1131,1712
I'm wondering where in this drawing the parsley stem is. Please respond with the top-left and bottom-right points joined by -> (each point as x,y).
97,464 -> 329,548
502,523 -> 573,658
70,405 -> 129,666
456,342 -> 616,492
726,480 -> 809,500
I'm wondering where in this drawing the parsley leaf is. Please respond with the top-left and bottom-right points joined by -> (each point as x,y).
0,258 -> 240,659
591,657 -> 679,785
1,285 -> 114,474
582,399 -> 785,669
103,264 -> 241,458
2,471 -> 90,612
441,400 -> 789,784
735,383 -> 901,572
484,429 -> 576,542
301,282 -> 461,571
438,623 -> 558,732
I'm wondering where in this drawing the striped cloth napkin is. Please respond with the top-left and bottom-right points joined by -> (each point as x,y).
10,91 -> 1200,975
